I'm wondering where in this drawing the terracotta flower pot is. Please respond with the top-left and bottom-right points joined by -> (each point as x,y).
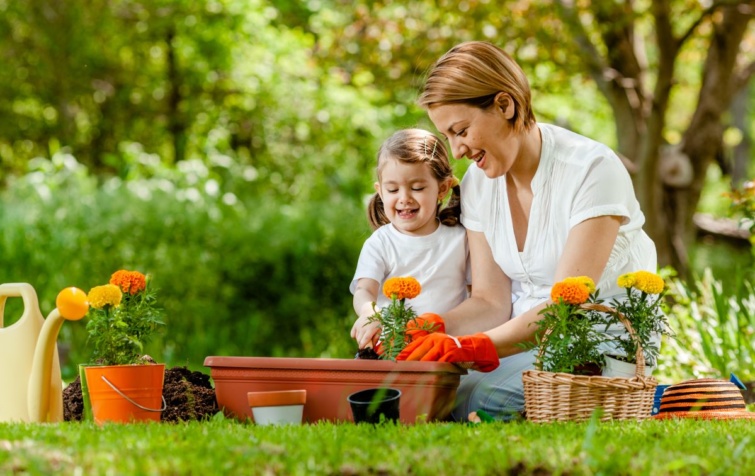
84,363 -> 166,424
204,356 -> 465,424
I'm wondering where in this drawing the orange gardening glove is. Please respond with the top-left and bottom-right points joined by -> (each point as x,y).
405,313 -> 446,341
396,332 -> 500,372
376,313 -> 446,357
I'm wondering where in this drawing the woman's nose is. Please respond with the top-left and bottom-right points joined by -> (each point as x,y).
449,138 -> 468,160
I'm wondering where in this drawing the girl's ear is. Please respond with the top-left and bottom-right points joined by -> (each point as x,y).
495,92 -> 515,120
438,179 -> 451,202
374,181 -> 381,197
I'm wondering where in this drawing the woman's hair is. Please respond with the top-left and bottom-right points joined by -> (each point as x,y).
418,41 -> 536,134
368,128 -> 461,231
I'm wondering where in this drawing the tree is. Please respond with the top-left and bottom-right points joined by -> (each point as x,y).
306,0 -> 755,273
550,0 -> 755,274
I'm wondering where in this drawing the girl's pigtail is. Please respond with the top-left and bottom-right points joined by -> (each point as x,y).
368,193 -> 390,231
439,183 -> 462,226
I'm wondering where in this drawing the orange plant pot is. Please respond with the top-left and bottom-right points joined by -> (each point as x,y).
204,357 -> 465,424
85,363 -> 166,424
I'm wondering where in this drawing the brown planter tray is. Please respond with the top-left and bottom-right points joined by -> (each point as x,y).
204,356 -> 466,424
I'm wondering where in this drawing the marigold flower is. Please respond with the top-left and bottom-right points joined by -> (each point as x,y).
110,270 -> 147,295
88,284 -> 122,309
617,273 -> 637,289
563,276 -> 596,294
383,277 -> 421,300
551,279 -> 591,305
633,270 -> 665,294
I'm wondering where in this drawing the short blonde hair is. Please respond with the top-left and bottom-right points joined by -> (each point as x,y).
418,41 -> 536,133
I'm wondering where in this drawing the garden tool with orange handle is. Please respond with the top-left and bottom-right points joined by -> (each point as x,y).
0,284 -> 88,422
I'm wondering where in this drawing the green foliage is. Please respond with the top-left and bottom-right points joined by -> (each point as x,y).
525,294 -> 609,375
85,276 -> 165,366
3,419 -> 755,475
607,287 -> 673,367
368,297 -> 417,361
659,267 -> 755,382
0,155 -> 368,376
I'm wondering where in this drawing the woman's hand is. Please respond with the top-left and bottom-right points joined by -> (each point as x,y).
397,332 -> 500,372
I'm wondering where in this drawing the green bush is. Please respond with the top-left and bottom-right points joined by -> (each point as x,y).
658,267 -> 755,382
0,154 -> 371,378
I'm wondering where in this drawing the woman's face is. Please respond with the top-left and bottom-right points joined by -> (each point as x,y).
428,98 -> 519,179
375,157 -> 444,237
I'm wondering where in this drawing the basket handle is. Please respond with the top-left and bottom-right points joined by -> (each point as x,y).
535,302 -> 646,378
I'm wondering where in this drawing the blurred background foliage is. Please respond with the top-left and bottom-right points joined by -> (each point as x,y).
0,0 -> 753,380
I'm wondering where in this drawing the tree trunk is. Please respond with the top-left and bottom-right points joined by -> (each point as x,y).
667,4 -> 754,276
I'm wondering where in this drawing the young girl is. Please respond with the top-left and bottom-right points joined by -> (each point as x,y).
350,128 -> 470,350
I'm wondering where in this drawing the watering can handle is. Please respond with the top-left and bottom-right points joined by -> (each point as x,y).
0,283 -> 41,325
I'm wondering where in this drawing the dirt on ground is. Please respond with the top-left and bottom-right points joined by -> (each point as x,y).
63,366 -> 218,422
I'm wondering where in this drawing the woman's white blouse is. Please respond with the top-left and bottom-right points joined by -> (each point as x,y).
460,123 -> 657,319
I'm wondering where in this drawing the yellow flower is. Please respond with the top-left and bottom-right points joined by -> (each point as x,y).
383,277 -> 422,300
617,273 -> 637,289
87,284 -> 122,309
551,278 -> 591,305
563,276 -> 596,294
633,271 -> 665,294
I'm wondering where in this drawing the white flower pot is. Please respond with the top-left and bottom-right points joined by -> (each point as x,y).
247,390 -> 306,425
251,404 -> 304,426
602,355 -> 654,378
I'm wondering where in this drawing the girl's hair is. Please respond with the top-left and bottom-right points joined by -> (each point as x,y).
368,128 -> 461,231
418,41 -> 536,134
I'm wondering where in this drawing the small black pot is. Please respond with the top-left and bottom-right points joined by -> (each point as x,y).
347,388 -> 401,423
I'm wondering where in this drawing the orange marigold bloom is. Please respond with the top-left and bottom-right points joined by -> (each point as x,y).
383,277 -> 422,300
110,270 -> 147,295
551,279 -> 591,305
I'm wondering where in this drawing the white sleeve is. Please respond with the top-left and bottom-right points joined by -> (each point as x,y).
349,235 -> 386,294
569,154 -> 632,228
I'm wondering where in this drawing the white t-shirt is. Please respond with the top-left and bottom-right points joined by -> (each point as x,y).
461,123 -> 657,319
350,223 -> 470,314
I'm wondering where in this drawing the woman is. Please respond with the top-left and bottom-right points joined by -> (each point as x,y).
397,41 -> 658,420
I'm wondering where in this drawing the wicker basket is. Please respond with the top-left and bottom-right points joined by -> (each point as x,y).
522,302 -> 657,423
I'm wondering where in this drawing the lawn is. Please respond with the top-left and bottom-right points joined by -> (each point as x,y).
1,417 -> 753,475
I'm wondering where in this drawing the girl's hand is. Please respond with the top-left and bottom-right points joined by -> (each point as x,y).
351,314 -> 381,350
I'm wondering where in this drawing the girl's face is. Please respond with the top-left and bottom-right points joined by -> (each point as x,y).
375,157 -> 448,236
428,96 -> 520,179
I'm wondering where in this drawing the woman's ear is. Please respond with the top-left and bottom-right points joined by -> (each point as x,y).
495,92 -> 515,120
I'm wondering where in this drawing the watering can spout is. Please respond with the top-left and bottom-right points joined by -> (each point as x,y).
28,288 -> 88,421
0,284 -> 87,423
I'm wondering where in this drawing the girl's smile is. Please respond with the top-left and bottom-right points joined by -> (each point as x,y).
376,158 -> 445,236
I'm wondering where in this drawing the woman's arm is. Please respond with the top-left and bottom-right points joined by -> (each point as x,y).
443,229 -> 512,336
483,215 -> 622,357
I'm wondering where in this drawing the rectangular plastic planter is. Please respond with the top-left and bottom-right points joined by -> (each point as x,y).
204,356 -> 465,424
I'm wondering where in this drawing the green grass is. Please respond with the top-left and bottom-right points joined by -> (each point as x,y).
1,418 -> 754,475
